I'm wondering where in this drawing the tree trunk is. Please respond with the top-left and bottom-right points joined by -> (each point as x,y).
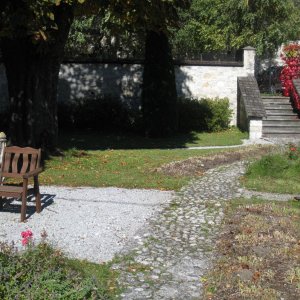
0,5 -> 73,152
142,30 -> 178,137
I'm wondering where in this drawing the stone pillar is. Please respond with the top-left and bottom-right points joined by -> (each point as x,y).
249,119 -> 263,140
243,46 -> 256,75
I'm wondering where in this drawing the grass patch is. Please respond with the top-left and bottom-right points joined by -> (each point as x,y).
38,129 -> 248,190
203,198 -> 300,299
243,151 -> 300,194
41,148 -> 228,190
57,127 -> 248,150
0,241 -> 118,299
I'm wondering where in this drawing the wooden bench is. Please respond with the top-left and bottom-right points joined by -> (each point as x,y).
0,146 -> 43,222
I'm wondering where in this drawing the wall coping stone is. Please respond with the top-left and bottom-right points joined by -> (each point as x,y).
243,46 -> 256,51
60,58 -> 243,67
238,76 -> 266,118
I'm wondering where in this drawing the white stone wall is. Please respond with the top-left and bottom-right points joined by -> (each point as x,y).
176,47 -> 255,125
58,63 -> 143,106
0,47 -> 256,125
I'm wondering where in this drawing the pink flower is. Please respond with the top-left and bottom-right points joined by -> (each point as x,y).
22,238 -> 29,246
21,230 -> 33,238
21,230 -> 33,246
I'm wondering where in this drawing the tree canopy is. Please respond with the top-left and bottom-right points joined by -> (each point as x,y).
173,0 -> 300,57
0,0 -> 191,149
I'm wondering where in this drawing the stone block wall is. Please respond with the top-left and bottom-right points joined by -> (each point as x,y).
0,47 -> 256,125
176,47 -> 255,124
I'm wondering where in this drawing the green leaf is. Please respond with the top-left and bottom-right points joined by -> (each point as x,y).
48,12 -> 55,21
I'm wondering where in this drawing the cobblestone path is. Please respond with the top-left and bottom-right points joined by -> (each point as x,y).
113,161 -> 246,299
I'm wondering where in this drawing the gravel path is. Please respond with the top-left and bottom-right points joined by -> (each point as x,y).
0,186 -> 173,262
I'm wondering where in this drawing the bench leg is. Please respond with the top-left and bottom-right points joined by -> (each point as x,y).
34,176 -> 41,213
0,196 -> 3,211
21,179 -> 28,222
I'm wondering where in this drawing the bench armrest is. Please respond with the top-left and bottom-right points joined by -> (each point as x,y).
23,167 -> 44,179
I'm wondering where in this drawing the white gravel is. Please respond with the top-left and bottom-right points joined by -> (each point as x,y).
0,186 -> 174,263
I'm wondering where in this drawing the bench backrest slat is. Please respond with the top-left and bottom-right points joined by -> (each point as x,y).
1,146 -> 41,178
20,153 -> 29,174
11,152 -> 20,174
3,152 -> 11,173
30,153 -> 38,172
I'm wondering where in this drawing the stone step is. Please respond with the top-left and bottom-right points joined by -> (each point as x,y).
262,132 -> 300,138
263,127 -> 300,133
262,99 -> 291,104
265,110 -> 298,116
261,96 -> 289,101
263,120 -> 300,126
264,104 -> 293,109
262,98 -> 290,102
265,115 -> 299,120
261,96 -> 291,106
259,95 -> 300,137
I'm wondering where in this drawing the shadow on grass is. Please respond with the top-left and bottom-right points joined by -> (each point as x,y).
58,130 -> 201,151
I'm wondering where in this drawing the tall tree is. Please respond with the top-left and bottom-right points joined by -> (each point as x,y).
106,0 -> 190,137
0,0 -> 189,150
0,1 -> 79,151
142,30 -> 178,137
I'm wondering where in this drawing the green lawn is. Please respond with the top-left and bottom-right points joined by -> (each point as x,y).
38,129 -> 248,190
57,127 -> 248,150
243,152 -> 300,194
41,148 -> 231,190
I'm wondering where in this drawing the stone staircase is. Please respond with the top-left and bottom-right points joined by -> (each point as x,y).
262,95 -> 300,138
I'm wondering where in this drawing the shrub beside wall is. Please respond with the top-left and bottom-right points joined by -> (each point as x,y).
178,97 -> 232,132
58,96 -> 232,134
0,96 -> 232,136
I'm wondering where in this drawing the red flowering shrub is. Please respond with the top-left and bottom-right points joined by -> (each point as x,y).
279,43 -> 300,110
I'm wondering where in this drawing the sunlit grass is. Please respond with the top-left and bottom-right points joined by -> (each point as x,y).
39,129 -> 248,190
41,148 -> 232,190
243,153 -> 300,194
57,127 -> 248,150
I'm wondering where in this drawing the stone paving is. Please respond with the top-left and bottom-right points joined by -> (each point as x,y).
113,161 -> 248,299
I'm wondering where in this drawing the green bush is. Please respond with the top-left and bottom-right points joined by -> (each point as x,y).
0,242 -> 113,299
58,96 -> 232,134
178,97 -> 232,132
